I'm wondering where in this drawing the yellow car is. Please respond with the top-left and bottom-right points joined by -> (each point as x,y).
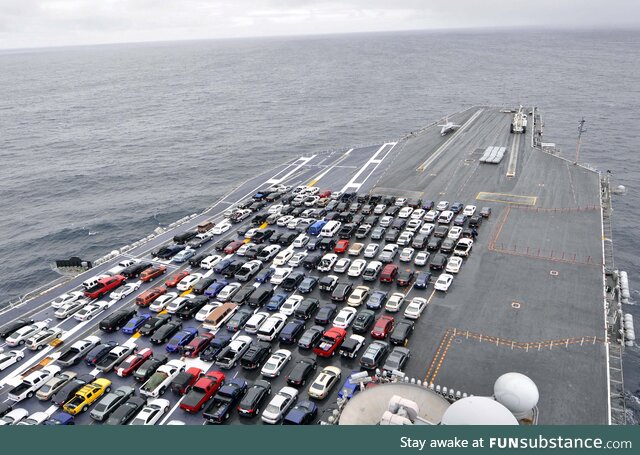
63,378 -> 112,415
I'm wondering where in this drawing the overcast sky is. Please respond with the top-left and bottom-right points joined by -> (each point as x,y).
1,0 -> 639,49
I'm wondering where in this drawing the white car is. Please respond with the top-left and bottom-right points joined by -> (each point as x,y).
261,386 -> 298,424
399,247 -> 415,262
0,350 -> 24,371
74,300 -> 109,321
149,292 -> 178,312
398,206 -> 414,218
419,223 -> 435,236
463,205 -> 477,216
273,249 -> 295,266
404,297 -> 428,320
5,322 -> 48,347
406,219 -> 422,232
176,273 -> 203,291
397,231 -> 414,246
244,312 -> 270,334
195,303 -> 221,322
363,243 -> 380,258
244,228 -> 259,239
373,204 -> 386,214
217,283 -> 242,302
287,218 -> 301,230
212,221 -> 231,235
236,242 -> 256,256
257,314 -> 287,342
447,226 -> 463,240
271,267 -> 293,285
280,295 -> 304,316
446,256 -> 463,274
347,259 -> 367,277
293,234 -> 309,248
304,196 -> 319,207
261,349 -> 292,378
277,215 -> 294,227
414,251 -> 430,266
129,398 -> 170,425
332,307 -> 357,328
288,251 -> 307,267
395,197 -> 407,207
436,201 -> 450,211
54,299 -> 88,319
257,244 -> 281,261
15,411 -> 49,426
385,293 -> 406,313
307,366 -> 342,399
317,253 -> 338,272
411,209 -> 426,220
50,291 -> 85,309
109,282 -> 141,300
165,295 -> 194,314
333,258 -> 351,273
347,286 -> 370,307
200,254 -> 223,269
0,408 -> 29,425
434,273 -> 454,292
424,210 -> 440,222
379,216 -> 394,227
268,204 -> 284,214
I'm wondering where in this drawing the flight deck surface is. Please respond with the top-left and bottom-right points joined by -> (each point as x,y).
0,107 -> 609,425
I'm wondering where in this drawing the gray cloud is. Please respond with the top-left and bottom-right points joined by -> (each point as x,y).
1,0 -> 639,49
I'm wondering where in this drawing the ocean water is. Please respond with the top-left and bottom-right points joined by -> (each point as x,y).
1,28 -> 639,421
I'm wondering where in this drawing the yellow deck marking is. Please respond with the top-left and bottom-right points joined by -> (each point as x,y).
180,289 -> 192,297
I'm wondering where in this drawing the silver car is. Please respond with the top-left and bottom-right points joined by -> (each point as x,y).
90,386 -> 135,422
36,371 -> 77,401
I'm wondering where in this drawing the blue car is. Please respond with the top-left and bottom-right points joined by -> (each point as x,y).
414,272 -> 432,289
454,214 -> 467,226
282,400 -> 318,425
122,314 -> 152,335
43,412 -> 75,425
204,279 -> 229,298
166,327 -> 198,353
213,259 -> 233,274
337,371 -> 364,399
265,293 -> 287,311
279,319 -> 306,344
255,267 -> 275,283
298,276 -> 318,294
451,202 -> 464,214
366,290 -> 388,310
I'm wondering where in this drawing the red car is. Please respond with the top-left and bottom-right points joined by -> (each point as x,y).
319,190 -> 332,198
115,348 -> 153,377
371,315 -> 395,339
165,270 -> 190,287
135,286 -> 167,306
179,371 -> 225,413
140,265 -> 167,282
313,327 -> 347,358
84,275 -> 125,300
224,241 -> 244,255
170,367 -> 203,395
380,264 -> 398,283
182,332 -> 214,358
334,239 -> 350,254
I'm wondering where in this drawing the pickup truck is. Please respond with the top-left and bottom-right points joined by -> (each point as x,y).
8,365 -> 61,401
313,327 -> 347,358
338,334 -> 366,359
453,238 -> 474,257
179,371 -> 225,413
57,336 -> 101,367
202,378 -> 248,424
95,345 -> 136,373
25,327 -> 64,350
140,359 -> 185,398
215,335 -> 252,369
84,275 -> 126,300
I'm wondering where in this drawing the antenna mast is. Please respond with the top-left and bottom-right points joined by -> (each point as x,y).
574,118 -> 587,164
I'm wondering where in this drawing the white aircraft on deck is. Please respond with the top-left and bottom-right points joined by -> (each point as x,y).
437,117 -> 461,136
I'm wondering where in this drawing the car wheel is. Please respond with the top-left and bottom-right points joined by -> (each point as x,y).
27,391 -> 34,398
105,386 -> 111,393
37,345 -> 44,350
160,386 -> 166,395
83,405 -> 88,412
19,340 -> 25,345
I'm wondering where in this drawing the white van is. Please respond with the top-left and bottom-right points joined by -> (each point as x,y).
320,220 -> 342,238
200,255 -> 222,270
256,314 -> 287,341
438,210 -> 454,224
362,261 -> 383,281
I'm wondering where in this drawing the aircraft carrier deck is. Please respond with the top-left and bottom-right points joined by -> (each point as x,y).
0,106 -> 625,425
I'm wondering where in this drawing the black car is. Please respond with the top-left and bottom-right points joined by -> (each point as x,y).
225,308 -> 253,332
352,214 -> 365,225
138,313 -> 171,336
253,229 -> 274,243
384,228 -> 400,242
352,309 -> 376,334
0,318 -> 34,338
318,237 -> 336,251
231,285 -> 255,305
150,321 -> 182,344
338,223 -> 357,239
298,276 -> 319,293
427,237 -> 443,251
240,342 -> 272,370
245,244 -> 266,259
412,234 -> 429,249
173,230 -> 198,245
390,320 -> 415,346
337,211 -> 352,223
396,269 -> 415,287
281,271 -> 305,292
315,303 -> 337,325
278,232 -> 298,246
293,298 -> 319,320
306,236 -> 323,250
214,239 -> 232,252
247,285 -> 274,307
385,205 -> 400,216
251,213 -> 269,225
440,238 -> 456,254
433,225 -> 449,238
105,397 -> 146,425
51,374 -> 95,407
469,215 -> 483,228
360,341 -> 390,370
318,275 -> 338,292
188,253 -> 209,266
429,253 -> 448,271
222,260 -> 246,278
268,232 -> 283,244
199,333 -> 233,362
192,277 -> 217,295
331,282 -> 353,302
382,347 -> 411,374
298,325 -> 324,349
237,380 -> 271,418
176,296 -> 209,320
0,402 -> 12,418
120,262 -> 153,278
286,358 -> 317,387
84,342 -> 117,367
391,218 -> 406,230
152,244 -> 184,259
133,356 -> 168,382
302,254 -> 322,270
99,308 -> 137,333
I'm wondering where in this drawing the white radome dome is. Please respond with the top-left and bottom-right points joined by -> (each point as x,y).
441,396 -> 518,425
494,372 -> 539,415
